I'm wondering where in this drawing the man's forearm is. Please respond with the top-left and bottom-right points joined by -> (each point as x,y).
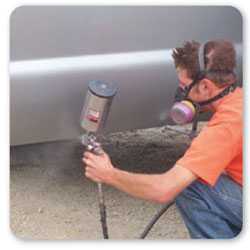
107,168 -> 171,203
83,149 -> 197,203
106,165 -> 196,204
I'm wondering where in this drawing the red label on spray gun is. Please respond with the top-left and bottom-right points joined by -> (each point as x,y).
87,109 -> 100,123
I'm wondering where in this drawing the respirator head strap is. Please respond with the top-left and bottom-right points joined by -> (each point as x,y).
179,71 -> 206,101
197,82 -> 237,106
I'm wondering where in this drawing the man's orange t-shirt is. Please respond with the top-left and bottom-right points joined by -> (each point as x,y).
177,87 -> 243,186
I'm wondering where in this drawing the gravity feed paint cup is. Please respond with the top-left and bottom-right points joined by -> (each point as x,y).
80,80 -> 117,133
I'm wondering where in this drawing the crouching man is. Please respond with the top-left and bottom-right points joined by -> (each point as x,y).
82,40 -> 242,239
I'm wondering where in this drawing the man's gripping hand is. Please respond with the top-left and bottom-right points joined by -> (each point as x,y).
82,150 -> 115,184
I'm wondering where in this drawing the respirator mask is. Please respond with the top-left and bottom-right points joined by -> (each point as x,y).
170,43 -> 237,135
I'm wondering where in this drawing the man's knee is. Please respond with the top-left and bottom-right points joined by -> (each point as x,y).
176,188 -> 193,213
176,181 -> 206,211
175,188 -> 189,207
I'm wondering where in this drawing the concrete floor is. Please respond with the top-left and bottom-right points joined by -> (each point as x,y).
10,125 -> 194,240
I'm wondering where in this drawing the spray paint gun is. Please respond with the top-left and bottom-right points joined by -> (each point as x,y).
80,80 -> 176,239
80,80 -> 117,239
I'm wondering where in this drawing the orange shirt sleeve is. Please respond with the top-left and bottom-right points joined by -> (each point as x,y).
176,118 -> 241,186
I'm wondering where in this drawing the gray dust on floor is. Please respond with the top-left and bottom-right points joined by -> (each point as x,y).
10,125 -> 200,239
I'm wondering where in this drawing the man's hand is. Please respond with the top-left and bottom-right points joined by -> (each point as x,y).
82,150 -> 114,184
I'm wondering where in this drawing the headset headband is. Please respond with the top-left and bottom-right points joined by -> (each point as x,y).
198,43 -> 205,72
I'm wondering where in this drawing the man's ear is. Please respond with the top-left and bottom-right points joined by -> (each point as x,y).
198,79 -> 214,95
